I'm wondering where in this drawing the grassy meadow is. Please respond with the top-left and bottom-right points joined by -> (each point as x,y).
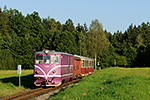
49,67 -> 150,100
0,70 -> 33,98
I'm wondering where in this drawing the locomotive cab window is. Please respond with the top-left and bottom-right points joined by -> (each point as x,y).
44,55 -> 50,64
51,55 -> 60,64
36,55 -> 43,64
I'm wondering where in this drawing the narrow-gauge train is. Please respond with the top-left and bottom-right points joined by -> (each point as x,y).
34,50 -> 94,86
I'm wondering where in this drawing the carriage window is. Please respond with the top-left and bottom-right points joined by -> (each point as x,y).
92,61 -> 94,66
51,55 -> 59,64
36,55 -> 43,64
44,55 -> 50,64
85,60 -> 88,67
89,61 -> 91,66
82,60 -> 84,66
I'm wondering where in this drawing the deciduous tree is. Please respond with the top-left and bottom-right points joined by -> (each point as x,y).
87,19 -> 109,69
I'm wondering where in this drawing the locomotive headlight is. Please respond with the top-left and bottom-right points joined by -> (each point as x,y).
36,70 -> 40,74
53,70 -> 56,74
45,50 -> 49,54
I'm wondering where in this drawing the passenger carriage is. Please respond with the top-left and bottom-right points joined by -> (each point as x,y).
73,55 -> 81,79
74,55 -> 90,76
88,58 -> 94,74
84,58 -> 89,76
34,50 -> 73,86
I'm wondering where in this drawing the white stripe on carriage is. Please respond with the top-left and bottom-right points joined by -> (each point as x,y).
47,65 -> 61,79
62,65 -> 73,67
34,75 -> 61,77
35,65 -> 61,79
34,73 -> 73,77
47,73 -> 73,77
35,65 -> 73,79
34,65 -> 47,77
46,65 -> 73,78
34,75 -> 45,77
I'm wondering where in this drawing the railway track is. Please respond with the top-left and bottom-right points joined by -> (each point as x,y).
0,78 -> 81,100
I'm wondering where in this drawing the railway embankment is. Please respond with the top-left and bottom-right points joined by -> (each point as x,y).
48,67 -> 150,100
0,70 -> 33,98
1,68 -> 150,100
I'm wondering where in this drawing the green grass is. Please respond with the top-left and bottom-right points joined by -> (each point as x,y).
48,67 -> 150,100
0,70 -> 33,98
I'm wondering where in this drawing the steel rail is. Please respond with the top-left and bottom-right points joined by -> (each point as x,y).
0,78 -> 81,100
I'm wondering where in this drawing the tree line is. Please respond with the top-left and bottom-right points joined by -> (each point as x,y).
106,22 -> 150,67
0,6 -> 150,70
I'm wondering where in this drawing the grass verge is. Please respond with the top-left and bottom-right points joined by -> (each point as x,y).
0,70 -> 33,98
48,67 -> 150,100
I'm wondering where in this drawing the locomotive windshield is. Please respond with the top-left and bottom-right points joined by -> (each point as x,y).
44,55 -> 50,64
51,55 -> 59,64
36,55 -> 43,64
35,54 -> 59,64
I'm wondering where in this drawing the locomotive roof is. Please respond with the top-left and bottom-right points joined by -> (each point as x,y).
35,50 -> 73,56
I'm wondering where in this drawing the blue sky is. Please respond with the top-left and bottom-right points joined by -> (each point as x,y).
0,0 -> 150,34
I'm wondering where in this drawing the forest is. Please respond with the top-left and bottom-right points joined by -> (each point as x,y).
0,6 -> 150,70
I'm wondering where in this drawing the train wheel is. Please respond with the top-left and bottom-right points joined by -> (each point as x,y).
69,78 -> 73,81
62,80 -> 65,84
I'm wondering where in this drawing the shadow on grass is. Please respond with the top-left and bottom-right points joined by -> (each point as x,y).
0,74 -> 35,89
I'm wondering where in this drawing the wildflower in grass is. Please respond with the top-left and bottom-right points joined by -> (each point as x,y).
83,93 -> 87,96
75,83 -> 78,85
100,87 -> 104,90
